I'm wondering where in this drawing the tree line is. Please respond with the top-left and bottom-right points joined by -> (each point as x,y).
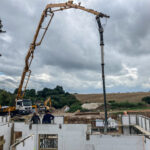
0,86 -> 81,110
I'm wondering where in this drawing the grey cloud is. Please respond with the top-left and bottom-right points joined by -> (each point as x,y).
0,0 -> 150,93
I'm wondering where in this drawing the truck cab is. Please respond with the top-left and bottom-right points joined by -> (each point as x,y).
16,99 -> 32,115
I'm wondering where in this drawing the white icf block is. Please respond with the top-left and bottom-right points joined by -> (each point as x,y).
122,116 -> 129,125
15,135 -> 35,150
54,116 -> 64,124
142,118 -> 145,129
0,116 -> 9,124
130,115 -> 136,125
13,122 -> 150,150
14,123 -> 88,150
0,123 -> 12,150
139,116 -> 142,127
146,119 -> 149,131
86,135 -> 148,150
145,137 -> 150,150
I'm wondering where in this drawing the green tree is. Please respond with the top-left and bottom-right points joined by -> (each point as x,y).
0,86 -> 80,109
54,86 -> 65,94
142,96 -> 150,104
0,90 -> 15,106
24,89 -> 36,98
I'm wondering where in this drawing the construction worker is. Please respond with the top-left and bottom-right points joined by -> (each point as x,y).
42,110 -> 54,124
31,112 -> 40,124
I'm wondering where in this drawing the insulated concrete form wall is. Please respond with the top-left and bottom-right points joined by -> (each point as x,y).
54,116 -> 64,124
138,116 -> 150,131
14,123 -> 150,150
122,115 -> 150,132
122,115 -> 137,125
0,123 -> 12,150
145,137 -> 150,150
87,135 -> 146,150
14,123 -> 88,150
0,116 -> 10,125
14,135 -> 35,150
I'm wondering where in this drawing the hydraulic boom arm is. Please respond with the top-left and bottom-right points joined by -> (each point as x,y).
17,1 -> 109,100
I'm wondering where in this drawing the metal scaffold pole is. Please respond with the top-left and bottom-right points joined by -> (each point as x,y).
96,16 -> 108,133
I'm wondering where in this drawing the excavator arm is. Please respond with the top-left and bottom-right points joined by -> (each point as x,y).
17,1 -> 109,100
44,97 -> 52,110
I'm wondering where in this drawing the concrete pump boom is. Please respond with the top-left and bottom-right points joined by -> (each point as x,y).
17,1 -> 109,100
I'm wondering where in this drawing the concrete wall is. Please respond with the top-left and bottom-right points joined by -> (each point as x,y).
145,137 -> 150,150
0,115 -> 150,150
138,115 -> 150,131
54,116 -> 64,124
122,115 -> 150,132
0,123 -> 12,150
0,116 -> 10,125
86,135 -> 146,150
122,115 -> 137,125
14,123 -> 150,150
12,135 -> 35,150
14,123 -> 88,150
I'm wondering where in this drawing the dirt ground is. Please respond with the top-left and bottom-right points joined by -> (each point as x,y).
74,92 -> 150,103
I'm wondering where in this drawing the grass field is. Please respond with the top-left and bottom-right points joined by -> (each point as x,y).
74,92 -> 150,103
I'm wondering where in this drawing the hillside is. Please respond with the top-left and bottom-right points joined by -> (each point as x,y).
74,92 -> 150,103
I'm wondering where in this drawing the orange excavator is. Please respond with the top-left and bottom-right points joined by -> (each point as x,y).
44,97 -> 52,111
37,97 -> 52,113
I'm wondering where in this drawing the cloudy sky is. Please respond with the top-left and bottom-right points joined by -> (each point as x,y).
0,0 -> 150,94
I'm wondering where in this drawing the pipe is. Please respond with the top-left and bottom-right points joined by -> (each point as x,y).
96,16 -> 108,133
